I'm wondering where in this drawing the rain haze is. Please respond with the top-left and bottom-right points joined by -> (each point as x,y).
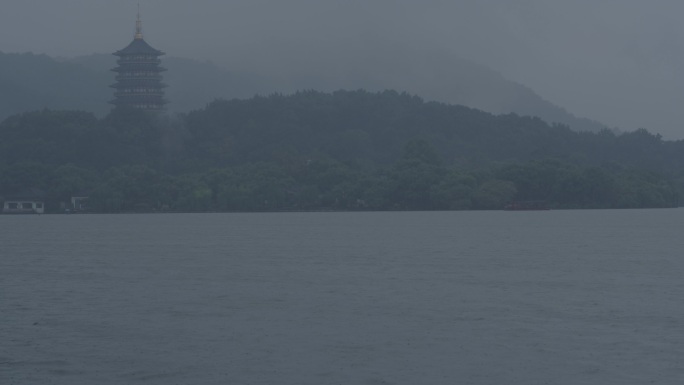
2,0 -> 684,138
5,3 -> 684,384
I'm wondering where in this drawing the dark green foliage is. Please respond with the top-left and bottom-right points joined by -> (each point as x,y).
471,179 -> 518,210
0,90 -> 681,212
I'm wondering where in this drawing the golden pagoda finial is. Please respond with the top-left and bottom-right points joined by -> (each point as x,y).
135,4 -> 143,40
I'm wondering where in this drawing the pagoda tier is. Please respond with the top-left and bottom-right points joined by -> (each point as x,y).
112,75 -> 167,84
111,64 -> 167,72
110,80 -> 168,88
110,15 -> 167,111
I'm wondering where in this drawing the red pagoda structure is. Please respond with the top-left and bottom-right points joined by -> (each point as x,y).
110,12 -> 167,111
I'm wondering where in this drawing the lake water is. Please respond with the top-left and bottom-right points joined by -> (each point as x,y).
2,210 -> 684,384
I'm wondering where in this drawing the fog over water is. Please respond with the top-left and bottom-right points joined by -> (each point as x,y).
3,1 -> 684,137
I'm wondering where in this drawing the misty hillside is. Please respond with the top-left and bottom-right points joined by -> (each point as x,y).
228,42 -> 609,134
0,52 -> 111,118
0,50 -> 606,132
0,90 -> 680,212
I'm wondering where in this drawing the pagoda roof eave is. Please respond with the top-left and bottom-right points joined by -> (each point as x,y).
114,38 -> 165,56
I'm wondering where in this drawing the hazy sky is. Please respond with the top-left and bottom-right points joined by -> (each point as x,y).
3,0 -> 684,138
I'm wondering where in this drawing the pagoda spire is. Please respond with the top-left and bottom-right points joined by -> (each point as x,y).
135,4 -> 143,40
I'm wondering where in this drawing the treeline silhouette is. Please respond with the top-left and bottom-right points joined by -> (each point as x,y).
0,90 -> 680,212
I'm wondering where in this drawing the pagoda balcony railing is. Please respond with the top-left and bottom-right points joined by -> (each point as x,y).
110,95 -> 167,101
115,74 -> 164,81
110,83 -> 168,89
113,91 -> 166,97
110,102 -> 168,110
114,81 -> 164,86
113,84 -> 166,90
110,98 -> 168,105
130,105 -> 166,110
114,88 -> 165,93
117,58 -> 162,65
110,100 -> 168,108
116,69 -> 161,77
116,54 -> 162,60
114,91 -> 166,98
112,65 -> 167,72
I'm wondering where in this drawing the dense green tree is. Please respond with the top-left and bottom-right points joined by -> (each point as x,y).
88,165 -> 173,212
430,171 -> 477,210
0,161 -> 53,194
471,179 -> 518,210
384,142 -> 445,210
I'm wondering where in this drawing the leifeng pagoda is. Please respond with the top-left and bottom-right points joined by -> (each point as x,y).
110,12 -> 167,111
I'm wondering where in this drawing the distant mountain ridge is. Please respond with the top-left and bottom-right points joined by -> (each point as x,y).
0,50 -> 608,133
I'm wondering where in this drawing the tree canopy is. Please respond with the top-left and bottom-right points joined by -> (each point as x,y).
1,90 -> 682,212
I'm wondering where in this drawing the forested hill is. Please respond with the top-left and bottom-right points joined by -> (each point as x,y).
0,90 -> 681,212
183,91 -> 664,169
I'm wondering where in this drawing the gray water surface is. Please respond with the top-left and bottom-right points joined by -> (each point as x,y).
2,210 -> 684,384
